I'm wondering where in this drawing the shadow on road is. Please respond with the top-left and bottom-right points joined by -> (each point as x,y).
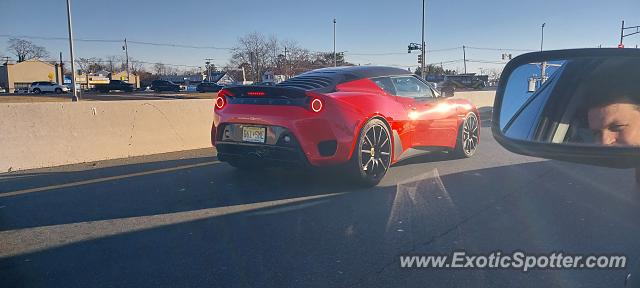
2,156 -> 639,287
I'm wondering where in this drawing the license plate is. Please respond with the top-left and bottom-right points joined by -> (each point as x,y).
242,126 -> 266,143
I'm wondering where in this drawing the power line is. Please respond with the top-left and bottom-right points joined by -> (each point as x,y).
3,34 -> 530,55
0,34 -> 233,50
44,59 -> 203,68
465,46 -> 534,52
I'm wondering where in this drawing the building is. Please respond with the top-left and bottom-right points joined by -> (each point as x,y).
210,72 -> 236,85
73,71 -> 140,90
261,71 -> 286,84
0,59 -> 64,93
159,72 -> 236,86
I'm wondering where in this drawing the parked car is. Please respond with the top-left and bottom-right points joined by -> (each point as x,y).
29,81 -> 69,94
94,80 -> 134,93
212,66 -> 479,186
196,82 -> 223,93
13,87 -> 30,94
151,80 -> 180,92
0,87 -> 6,93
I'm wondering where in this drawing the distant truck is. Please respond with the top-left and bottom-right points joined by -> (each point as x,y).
94,80 -> 134,93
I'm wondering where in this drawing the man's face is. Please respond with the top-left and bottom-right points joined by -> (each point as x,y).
588,103 -> 640,146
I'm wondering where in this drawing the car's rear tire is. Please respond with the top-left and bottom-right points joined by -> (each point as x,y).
32,88 -> 41,94
347,119 -> 392,187
453,112 -> 479,158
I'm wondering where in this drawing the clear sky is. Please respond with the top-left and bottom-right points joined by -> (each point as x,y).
1,0 -> 639,73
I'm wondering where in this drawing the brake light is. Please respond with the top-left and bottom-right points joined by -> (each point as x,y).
215,96 -> 225,109
310,98 -> 323,112
247,91 -> 266,97
305,91 -> 325,113
215,89 -> 232,110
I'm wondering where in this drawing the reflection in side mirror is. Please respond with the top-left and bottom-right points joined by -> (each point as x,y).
492,48 -> 640,171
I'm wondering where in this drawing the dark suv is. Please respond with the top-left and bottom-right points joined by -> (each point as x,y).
196,82 -> 223,93
94,80 -> 134,93
151,80 -> 180,92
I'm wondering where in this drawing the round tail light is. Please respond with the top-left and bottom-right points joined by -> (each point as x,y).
215,96 -> 226,109
310,98 -> 323,113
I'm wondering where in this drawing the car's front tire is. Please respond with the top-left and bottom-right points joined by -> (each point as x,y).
347,118 -> 392,187
453,112 -> 479,158
55,88 -> 62,94
32,88 -> 41,94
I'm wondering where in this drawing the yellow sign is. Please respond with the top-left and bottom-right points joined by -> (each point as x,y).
48,72 -> 54,81
121,74 -> 126,81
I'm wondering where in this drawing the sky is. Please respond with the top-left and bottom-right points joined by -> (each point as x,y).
1,0 -> 639,74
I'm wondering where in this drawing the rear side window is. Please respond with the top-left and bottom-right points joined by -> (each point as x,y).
370,77 -> 396,95
390,76 -> 434,99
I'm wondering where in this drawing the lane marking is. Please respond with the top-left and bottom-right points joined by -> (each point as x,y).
0,161 -> 219,198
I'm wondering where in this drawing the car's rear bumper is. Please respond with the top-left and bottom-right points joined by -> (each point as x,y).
212,104 -> 362,167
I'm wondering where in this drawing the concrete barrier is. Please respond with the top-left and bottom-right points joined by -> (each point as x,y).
0,99 -> 214,172
0,91 -> 496,172
453,90 -> 496,108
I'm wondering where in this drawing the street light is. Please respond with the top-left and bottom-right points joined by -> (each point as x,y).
540,23 -> 546,52
540,23 -> 547,84
65,0 -> 79,101
333,18 -> 337,67
420,0 -> 426,79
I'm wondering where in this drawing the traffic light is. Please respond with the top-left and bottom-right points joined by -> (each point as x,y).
417,54 -> 423,64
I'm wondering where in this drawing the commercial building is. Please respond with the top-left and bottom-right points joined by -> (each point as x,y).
0,59 -> 64,93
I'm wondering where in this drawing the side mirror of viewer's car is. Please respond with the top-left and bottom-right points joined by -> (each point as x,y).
491,48 -> 640,183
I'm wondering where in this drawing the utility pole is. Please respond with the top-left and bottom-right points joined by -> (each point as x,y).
283,46 -> 288,78
59,52 -> 64,77
205,58 -> 214,82
123,38 -> 129,81
420,0 -> 426,79
249,52 -> 256,82
333,18 -> 337,67
462,45 -> 467,74
540,23 -> 547,84
65,0 -> 79,101
620,20 -> 625,48
619,20 -> 640,48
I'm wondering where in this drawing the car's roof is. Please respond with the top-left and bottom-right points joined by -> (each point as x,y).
299,66 -> 413,79
277,66 -> 413,92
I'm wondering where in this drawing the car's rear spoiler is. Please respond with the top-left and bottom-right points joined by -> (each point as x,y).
220,86 -> 308,99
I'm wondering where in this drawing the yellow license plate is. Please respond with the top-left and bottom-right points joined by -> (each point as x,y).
242,126 -> 266,143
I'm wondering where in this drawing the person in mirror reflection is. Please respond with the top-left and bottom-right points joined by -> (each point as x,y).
587,98 -> 640,146
583,59 -> 640,147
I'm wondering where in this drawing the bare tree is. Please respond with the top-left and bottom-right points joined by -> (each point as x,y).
153,63 -> 167,76
7,38 -> 50,62
105,55 -> 120,73
129,58 -> 144,75
77,57 -> 104,74
229,32 -> 276,82
487,68 -> 502,81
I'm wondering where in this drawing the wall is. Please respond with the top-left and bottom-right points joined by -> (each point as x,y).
453,90 -> 496,109
0,99 -> 214,172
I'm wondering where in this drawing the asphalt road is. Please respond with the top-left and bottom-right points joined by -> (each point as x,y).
1,121 -> 640,287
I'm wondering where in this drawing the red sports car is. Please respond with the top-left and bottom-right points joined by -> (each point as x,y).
212,66 -> 479,186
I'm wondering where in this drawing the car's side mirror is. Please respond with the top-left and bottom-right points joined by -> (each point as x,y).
492,48 -> 640,178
